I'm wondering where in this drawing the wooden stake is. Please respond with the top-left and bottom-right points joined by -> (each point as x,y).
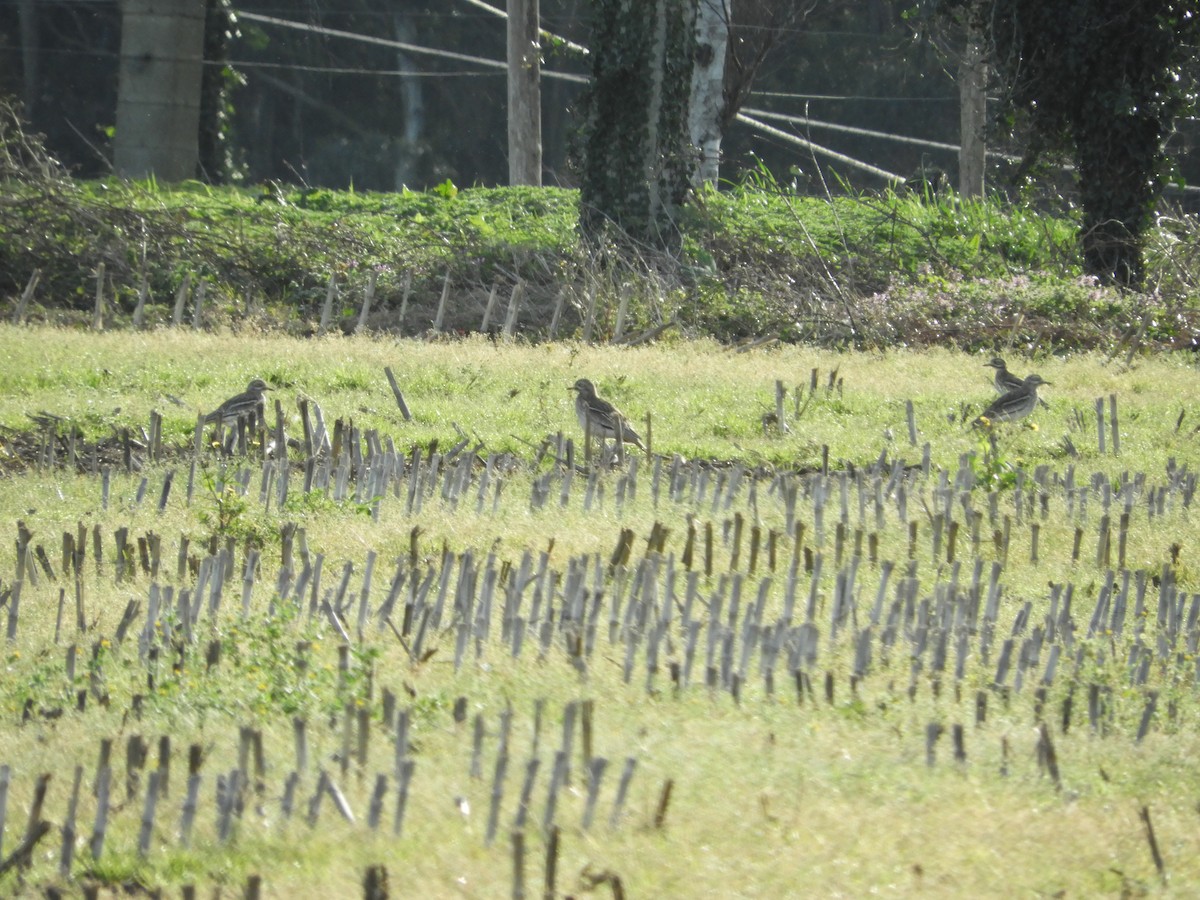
356,269 -> 378,334
191,278 -> 206,329
92,262 -> 105,330
433,270 -> 451,332
384,367 -> 412,421
502,279 -> 524,340
12,269 -> 40,325
172,272 -> 190,327
481,279 -> 500,333
582,281 -> 598,343
397,269 -> 413,327
319,272 -> 338,335
1140,805 -> 1167,885
131,273 -> 149,327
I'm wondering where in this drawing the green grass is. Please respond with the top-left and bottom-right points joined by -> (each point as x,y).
0,328 -> 1199,895
5,133 -> 1199,349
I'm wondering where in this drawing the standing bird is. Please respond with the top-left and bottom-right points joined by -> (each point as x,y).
984,357 -> 1024,394
985,357 -> 1050,408
973,374 -> 1050,428
204,378 -> 271,427
571,378 -> 645,450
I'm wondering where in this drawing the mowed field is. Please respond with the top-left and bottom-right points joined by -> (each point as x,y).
0,325 -> 1198,897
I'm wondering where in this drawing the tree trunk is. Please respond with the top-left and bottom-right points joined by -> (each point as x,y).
114,0 -> 207,182
507,0 -> 542,186
689,0 -> 729,188
579,0 -> 696,249
1075,115 -> 1159,287
957,17 -> 986,198
197,0 -> 235,183
17,0 -> 38,117
392,12 -> 425,190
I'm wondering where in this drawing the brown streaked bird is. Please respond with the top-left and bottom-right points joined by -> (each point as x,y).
204,378 -> 271,427
972,373 -> 1050,428
571,378 -> 645,450
985,357 -> 1050,408
984,357 -> 1025,394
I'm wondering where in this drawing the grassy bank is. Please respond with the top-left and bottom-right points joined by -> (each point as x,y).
4,98 -> 1200,350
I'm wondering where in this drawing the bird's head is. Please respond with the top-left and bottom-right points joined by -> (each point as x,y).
985,357 -> 1007,370
571,378 -> 595,396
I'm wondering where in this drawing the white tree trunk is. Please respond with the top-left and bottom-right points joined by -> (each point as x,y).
689,0 -> 730,188
114,0 -> 206,182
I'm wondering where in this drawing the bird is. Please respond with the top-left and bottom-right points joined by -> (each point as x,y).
973,373 -> 1050,428
204,378 -> 271,427
570,378 -> 645,450
985,357 -> 1050,407
984,357 -> 1025,394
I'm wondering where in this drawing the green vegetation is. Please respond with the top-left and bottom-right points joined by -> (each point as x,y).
6,171 -> 1198,348
0,331 -> 1197,896
4,100 -> 1199,349
5,104 -> 1200,895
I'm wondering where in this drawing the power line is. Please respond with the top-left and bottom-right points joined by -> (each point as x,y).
220,59 -> 500,78
455,0 -> 590,57
745,107 -> 964,154
234,8 -> 1195,191
234,9 -> 947,184
237,10 -> 587,84
736,112 -> 904,184
237,11 -> 504,69
752,91 -> 957,103
745,107 -> 1023,163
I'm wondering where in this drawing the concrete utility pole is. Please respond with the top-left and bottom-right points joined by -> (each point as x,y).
114,0 -> 206,181
507,0 -> 542,186
958,18 -> 987,198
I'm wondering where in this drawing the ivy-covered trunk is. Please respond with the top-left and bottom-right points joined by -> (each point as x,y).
198,0 -> 240,183
987,0 -> 1197,289
1074,114 -> 1161,288
578,0 -> 696,251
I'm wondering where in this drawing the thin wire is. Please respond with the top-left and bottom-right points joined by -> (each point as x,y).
218,59 -> 500,78
752,90 -> 956,103
238,11 -> 587,83
744,106 -> 1025,162
455,0 -> 590,56
736,112 -> 905,184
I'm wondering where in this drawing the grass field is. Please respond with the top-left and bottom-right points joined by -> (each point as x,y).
0,326 -> 1198,897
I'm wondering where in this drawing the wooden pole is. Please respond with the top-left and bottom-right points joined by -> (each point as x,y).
958,6 -> 987,198
507,0 -> 542,186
